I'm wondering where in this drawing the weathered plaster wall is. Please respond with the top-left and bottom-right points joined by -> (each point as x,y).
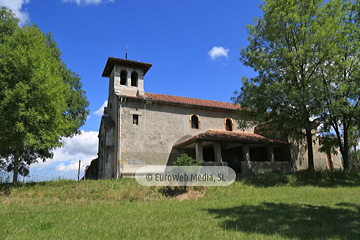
97,89 -> 119,179
112,65 -> 145,97
289,134 -> 342,170
119,99 -> 254,174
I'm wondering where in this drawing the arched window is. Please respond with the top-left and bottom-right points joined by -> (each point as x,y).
131,71 -> 138,87
120,70 -> 127,85
191,115 -> 199,129
225,118 -> 233,131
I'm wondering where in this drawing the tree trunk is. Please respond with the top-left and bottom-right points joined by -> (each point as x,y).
333,124 -> 345,170
13,148 -> 19,183
355,145 -> 359,167
306,128 -> 314,170
343,129 -> 349,170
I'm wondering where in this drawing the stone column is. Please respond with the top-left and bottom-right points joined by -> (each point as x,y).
242,145 -> 250,162
195,141 -> 204,163
267,146 -> 275,163
214,142 -> 222,162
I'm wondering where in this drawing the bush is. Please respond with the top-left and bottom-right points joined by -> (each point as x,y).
172,154 -> 200,191
173,154 -> 197,166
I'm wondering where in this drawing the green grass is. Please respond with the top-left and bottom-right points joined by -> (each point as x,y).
1,170 -> 360,240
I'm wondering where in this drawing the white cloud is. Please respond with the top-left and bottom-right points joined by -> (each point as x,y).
62,0 -> 102,5
94,101 -> 107,116
62,131 -> 98,156
31,131 -> 98,171
0,0 -> 30,24
208,46 -> 229,60
56,160 -> 84,172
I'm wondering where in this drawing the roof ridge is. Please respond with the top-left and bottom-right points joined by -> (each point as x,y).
146,92 -> 238,104
108,56 -> 152,65
206,129 -> 255,133
144,92 -> 240,110
102,57 -> 152,77
173,129 -> 287,148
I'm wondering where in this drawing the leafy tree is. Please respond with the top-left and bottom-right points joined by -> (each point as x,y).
0,7 -> 19,43
233,0 -> 336,170
233,0 -> 359,170
315,0 -> 360,170
0,8 -> 89,182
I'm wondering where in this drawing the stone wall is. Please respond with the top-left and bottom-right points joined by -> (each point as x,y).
289,133 -> 342,170
119,99 -> 254,175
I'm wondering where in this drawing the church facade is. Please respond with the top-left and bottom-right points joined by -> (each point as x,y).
97,57 -> 342,179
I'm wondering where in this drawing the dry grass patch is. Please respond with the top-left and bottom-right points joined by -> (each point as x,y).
0,179 -> 209,205
159,186 -> 208,201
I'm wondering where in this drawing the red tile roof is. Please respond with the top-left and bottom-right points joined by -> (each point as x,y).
174,130 -> 287,148
125,93 -> 240,111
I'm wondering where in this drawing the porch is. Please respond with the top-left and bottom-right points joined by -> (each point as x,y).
173,130 -> 292,174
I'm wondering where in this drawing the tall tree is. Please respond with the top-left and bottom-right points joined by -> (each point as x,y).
233,0 -> 344,170
0,7 -> 19,43
0,8 -> 89,182
316,0 -> 360,170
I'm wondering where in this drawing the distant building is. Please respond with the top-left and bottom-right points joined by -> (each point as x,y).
97,57 -> 342,178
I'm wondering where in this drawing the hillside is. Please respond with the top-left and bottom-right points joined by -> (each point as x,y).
1,171 -> 360,239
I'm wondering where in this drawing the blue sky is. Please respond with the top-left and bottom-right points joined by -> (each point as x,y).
0,0 -> 263,181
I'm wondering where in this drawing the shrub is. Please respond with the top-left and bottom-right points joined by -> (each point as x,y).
173,154 -> 197,166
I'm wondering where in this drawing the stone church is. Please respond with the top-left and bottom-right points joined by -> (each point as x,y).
97,57 -> 342,179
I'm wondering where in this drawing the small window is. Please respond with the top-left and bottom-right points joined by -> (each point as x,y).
191,115 -> 199,129
133,114 -> 139,125
120,70 -> 127,85
225,118 -> 233,131
131,71 -> 138,87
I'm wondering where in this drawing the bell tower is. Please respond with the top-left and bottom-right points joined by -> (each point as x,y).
102,57 -> 152,97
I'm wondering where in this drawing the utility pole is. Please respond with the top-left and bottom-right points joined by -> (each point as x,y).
78,160 -> 81,181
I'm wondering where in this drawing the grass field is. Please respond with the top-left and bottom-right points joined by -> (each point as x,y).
1,170 -> 360,240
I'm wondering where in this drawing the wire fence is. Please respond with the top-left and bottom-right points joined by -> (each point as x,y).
0,166 -> 79,183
